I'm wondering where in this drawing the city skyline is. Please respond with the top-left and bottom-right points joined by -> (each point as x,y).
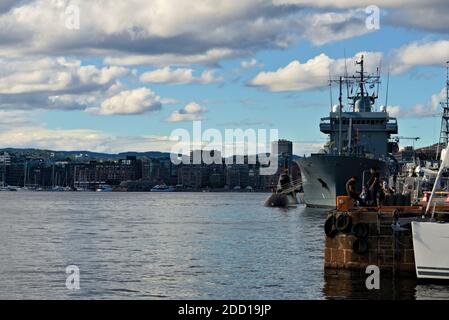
0,140 -> 298,191
1,1 -> 449,156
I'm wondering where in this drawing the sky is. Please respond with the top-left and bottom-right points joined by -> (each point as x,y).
1,0 -> 449,155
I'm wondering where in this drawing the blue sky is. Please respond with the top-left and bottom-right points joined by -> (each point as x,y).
1,1 -> 449,155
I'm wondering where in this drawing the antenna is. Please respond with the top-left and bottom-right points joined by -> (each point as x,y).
376,60 -> 382,102
344,49 -> 350,99
338,76 -> 343,155
446,60 -> 449,112
329,69 -> 333,110
359,55 -> 365,98
385,68 -> 390,107
436,61 -> 449,160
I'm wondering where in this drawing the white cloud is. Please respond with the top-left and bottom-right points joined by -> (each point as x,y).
388,88 -> 446,118
0,57 -> 130,112
386,3 -> 449,34
275,1 -> 449,35
240,58 -> 260,69
249,51 -> 383,92
249,54 -> 332,92
0,0 -> 380,66
293,142 -> 325,156
0,126 -> 176,153
140,67 -> 222,85
390,40 -> 449,74
0,108 -> 175,152
299,9 -> 375,46
0,57 -> 128,95
0,110 -> 37,127
86,88 -> 162,115
272,0 -> 438,8
166,102 -> 208,122
104,48 -> 239,67
0,0 -> 447,71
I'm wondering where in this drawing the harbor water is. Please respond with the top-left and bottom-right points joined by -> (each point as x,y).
0,192 -> 448,300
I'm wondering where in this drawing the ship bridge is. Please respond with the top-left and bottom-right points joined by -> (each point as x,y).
320,110 -> 398,159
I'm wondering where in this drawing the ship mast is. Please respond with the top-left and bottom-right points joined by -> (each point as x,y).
436,61 -> 449,161
338,76 -> 343,155
328,54 -> 382,155
356,55 -> 365,99
347,55 -> 380,112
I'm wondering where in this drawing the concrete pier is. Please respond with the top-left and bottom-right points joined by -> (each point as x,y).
324,207 -> 420,276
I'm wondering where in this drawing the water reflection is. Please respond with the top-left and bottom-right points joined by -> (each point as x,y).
323,270 -> 418,300
0,192 -> 447,299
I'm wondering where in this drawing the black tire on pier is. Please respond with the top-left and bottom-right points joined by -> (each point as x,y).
324,214 -> 338,238
336,213 -> 352,233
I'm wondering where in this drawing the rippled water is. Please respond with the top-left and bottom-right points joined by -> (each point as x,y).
0,192 -> 448,300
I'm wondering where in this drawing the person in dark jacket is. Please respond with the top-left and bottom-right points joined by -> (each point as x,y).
367,168 -> 381,206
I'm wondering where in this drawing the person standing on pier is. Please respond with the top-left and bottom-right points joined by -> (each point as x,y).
367,168 -> 381,206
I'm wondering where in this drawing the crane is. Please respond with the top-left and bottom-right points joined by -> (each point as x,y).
393,137 -> 421,160
393,136 -> 420,148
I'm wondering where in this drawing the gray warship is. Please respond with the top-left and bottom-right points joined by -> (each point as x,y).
297,55 -> 398,208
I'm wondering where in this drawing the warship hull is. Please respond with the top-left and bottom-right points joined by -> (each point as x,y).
297,155 -> 388,208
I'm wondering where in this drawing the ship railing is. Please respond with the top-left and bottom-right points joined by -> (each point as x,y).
392,176 -> 449,203
277,178 -> 303,195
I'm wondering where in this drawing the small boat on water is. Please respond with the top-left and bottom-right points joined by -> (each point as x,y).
51,186 -> 72,192
2,186 -> 19,191
150,184 -> 175,192
95,184 -> 113,192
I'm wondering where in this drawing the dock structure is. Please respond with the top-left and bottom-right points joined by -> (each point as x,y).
325,207 -> 416,276
323,196 -> 449,277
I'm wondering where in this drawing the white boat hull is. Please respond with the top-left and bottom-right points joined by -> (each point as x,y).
412,221 -> 449,280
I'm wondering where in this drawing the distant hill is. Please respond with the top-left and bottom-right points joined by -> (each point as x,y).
0,148 -> 171,161
0,148 -> 302,161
